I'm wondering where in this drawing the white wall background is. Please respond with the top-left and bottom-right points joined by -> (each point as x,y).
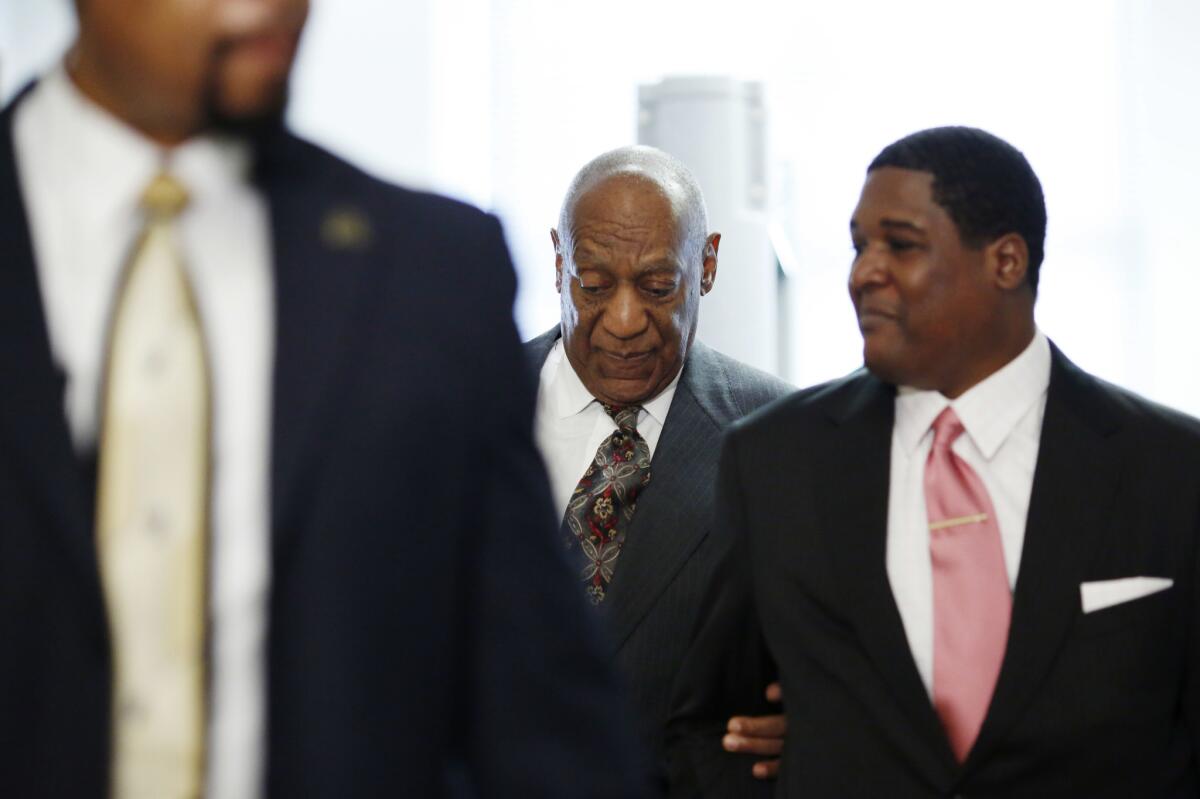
3,0 -> 1199,413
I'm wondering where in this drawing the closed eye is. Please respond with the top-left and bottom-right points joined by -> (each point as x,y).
573,273 -> 612,295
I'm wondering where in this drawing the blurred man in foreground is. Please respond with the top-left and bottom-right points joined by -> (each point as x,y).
0,1 -> 644,796
528,145 -> 792,793
669,126 -> 1200,796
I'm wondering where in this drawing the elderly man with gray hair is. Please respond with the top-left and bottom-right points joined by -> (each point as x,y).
526,145 -> 792,792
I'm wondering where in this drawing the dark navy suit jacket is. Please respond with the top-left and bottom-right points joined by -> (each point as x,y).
0,89 -> 646,798
669,349 -> 1200,797
527,328 -> 791,792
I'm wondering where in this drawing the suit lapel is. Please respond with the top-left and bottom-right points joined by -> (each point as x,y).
524,326 -> 559,374
601,351 -> 726,649
965,346 -> 1122,769
0,92 -> 97,584
822,374 -> 959,779
257,135 -> 376,553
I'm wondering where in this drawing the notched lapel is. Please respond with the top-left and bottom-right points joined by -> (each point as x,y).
601,358 -> 724,650
0,99 -> 97,584
966,349 -> 1123,769
823,376 -> 959,778
524,327 -> 560,376
259,141 -> 376,552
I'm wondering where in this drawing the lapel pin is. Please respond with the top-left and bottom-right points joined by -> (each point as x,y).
320,206 -> 373,251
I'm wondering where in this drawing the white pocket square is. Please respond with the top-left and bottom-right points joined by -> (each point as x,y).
1080,576 -> 1173,613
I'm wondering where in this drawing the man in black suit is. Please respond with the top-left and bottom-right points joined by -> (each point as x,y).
669,126 -> 1200,797
0,2 -> 644,796
528,146 -> 793,793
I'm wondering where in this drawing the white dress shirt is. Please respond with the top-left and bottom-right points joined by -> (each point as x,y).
535,339 -> 680,519
886,331 -> 1051,696
14,65 -> 273,799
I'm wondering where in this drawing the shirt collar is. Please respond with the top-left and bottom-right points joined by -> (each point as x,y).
546,339 -> 682,424
35,63 -> 252,219
894,330 -> 1051,459
640,366 -> 681,426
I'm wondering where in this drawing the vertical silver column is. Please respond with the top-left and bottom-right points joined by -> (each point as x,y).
638,77 -> 782,376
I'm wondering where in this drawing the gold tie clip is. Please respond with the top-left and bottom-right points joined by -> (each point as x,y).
928,513 -> 988,531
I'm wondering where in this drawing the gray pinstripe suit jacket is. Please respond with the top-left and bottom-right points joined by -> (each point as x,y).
525,327 -> 792,784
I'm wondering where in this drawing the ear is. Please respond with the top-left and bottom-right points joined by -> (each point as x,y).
988,233 -> 1029,292
551,228 -> 563,293
700,233 -> 720,296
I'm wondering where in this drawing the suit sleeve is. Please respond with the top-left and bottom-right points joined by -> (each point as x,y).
665,429 -> 777,799
453,215 -> 652,798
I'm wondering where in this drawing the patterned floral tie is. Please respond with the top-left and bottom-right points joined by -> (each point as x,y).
562,403 -> 652,604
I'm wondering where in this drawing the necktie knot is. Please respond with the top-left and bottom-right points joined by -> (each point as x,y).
930,406 -> 965,450
602,403 -> 642,433
140,172 -> 190,219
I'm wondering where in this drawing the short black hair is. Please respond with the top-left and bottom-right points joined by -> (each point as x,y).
868,126 -> 1047,294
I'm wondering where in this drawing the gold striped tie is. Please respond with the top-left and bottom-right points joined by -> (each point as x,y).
96,172 -> 210,799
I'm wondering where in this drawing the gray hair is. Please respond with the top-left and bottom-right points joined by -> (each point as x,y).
557,145 -> 710,264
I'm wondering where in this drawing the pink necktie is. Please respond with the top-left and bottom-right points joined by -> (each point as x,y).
925,407 -> 1011,762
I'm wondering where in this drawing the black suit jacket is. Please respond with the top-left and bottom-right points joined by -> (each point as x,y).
526,328 -> 791,788
0,90 -> 647,798
669,346 -> 1200,797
